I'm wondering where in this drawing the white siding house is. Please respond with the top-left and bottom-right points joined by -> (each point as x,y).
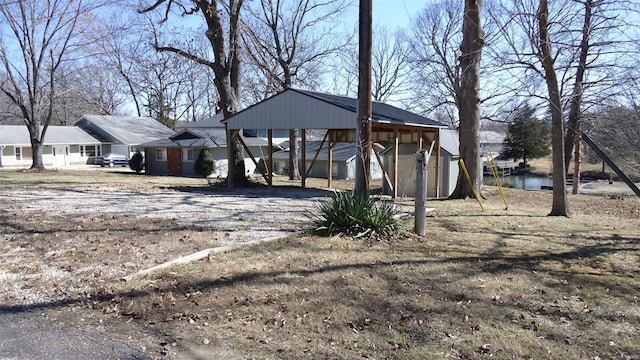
0,125 -> 102,168
74,115 -> 175,161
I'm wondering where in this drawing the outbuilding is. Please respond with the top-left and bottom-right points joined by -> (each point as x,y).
271,141 -> 385,180
224,88 -> 458,198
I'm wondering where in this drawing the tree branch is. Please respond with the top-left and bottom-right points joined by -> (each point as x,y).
155,45 -> 216,69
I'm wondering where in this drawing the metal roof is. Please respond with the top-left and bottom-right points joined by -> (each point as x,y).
439,129 -> 460,157
224,88 -> 447,130
0,125 -> 102,146
74,115 -> 176,145
140,129 -> 268,149
183,114 -> 225,129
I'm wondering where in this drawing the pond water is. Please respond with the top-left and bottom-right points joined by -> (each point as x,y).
484,174 -> 554,190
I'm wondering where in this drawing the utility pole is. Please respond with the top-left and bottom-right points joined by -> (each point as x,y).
355,0 -> 373,192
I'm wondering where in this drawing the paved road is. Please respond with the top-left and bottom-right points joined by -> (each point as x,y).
0,310 -> 154,360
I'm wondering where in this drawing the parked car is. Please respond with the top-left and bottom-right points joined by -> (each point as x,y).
98,153 -> 129,167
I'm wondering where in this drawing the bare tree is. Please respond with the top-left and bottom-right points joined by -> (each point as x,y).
405,0 -> 503,128
88,10 -> 148,116
489,0 -> 640,213
335,25 -> 409,103
242,0 -> 349,180
562,0 -> 640,173
139,0 -> 247,186
489,0 -> 640,172
405,0 -> 463,127
370,26 -> 410,103
181,57 -> 219,123
0,0 -> 102,170
585,105 -> 640,175
74,67 -> 127,115
538,0 -> 570,216
89,12 -> 218,123
51,63 -> 126,123
448,0 -> 485,199
583,71 -> 640,176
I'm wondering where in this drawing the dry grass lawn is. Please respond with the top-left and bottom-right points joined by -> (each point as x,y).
0,168 -> 638,359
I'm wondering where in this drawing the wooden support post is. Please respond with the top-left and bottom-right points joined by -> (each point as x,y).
393,127 -> 399,198
268,129 -> 273,186
226,126 -> 237,188
301,129 -> 307,188
434,129 -> 441,198
415,149 -> 428,236
328,131 -> 334,188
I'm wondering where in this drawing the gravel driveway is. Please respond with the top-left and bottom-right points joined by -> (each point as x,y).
1,184 -> 338,360
4,185 -> 331,244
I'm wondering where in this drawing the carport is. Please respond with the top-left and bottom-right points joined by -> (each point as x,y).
223,88 -> 449,198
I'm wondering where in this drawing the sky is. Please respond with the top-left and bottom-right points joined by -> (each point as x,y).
370,0 -> 427,29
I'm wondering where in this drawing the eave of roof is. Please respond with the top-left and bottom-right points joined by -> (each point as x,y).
140,130 -> 268,149
0,125 -> 102,146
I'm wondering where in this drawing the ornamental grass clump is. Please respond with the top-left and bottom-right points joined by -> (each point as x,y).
309,190 -> 401,238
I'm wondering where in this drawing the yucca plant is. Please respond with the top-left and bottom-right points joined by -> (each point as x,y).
309,190 -> 401,238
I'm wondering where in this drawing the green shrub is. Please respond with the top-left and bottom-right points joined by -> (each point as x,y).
129,149 -> 144,174
195,149 -> 215,177
308,190 -> 401,238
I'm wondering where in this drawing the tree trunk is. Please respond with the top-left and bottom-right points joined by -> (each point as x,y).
211,0 -> 247,187
564,0 -> 592,173
218,82 -> 246,187
450,0 -> 484,199
355,0 -> 373,192
288,129 -> 301,180
538,0 -> 570,217
29,138 -> 45,170
28,119 -> 45,170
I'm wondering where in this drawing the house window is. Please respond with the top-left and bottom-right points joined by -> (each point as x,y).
156,148 -> 167,161
15,146 -> 22,160
182,148 -> 195,162
80,145 -> 101,157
